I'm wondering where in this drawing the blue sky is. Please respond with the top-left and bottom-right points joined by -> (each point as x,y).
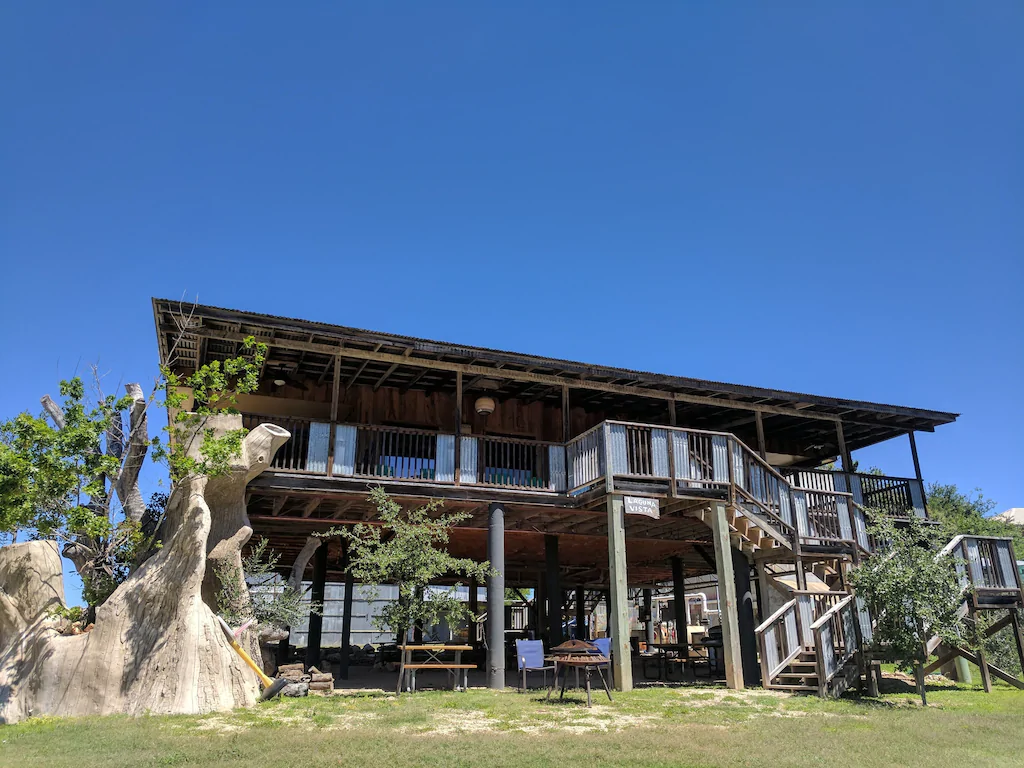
1,4 -> 1022,597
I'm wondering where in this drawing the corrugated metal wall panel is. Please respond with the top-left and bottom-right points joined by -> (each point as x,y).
435,434 -> 455,482
306,422 -> 331,473
651,429 -> 669,477
849,475 -> 864,506
609,424 -> 628,475
460,437 -> 478,484
995,541 -> 1017,589
548,445 -> 566,491
332,425 -> 357,476
793,491 -> 809,537
673,431 -> 690,482
837,497 -> 853,541
730,442 -> 745,490
711,436 -> 729,483
965,539 -> 983,585
909,481 -> 926,518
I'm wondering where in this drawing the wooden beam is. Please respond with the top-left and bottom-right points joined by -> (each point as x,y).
908,431 -> 923,481
606,494 -> 633,691
454,370 -> 463,484
345,343 -> 383,389
271,496 -> 287,516
373,348 -> 413,391
330,354 -> 342,423
562,384 -> 571,442
301,498 -> 321,518
187,328 -> 847,423
401,363 -> 434,392
710,503 -> 744,690
755,411 -> 767,460
836,421 -> 853,472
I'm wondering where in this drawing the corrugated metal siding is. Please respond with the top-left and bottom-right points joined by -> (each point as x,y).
730,443 -> 745,490
306,422 -> 331,473
779,484 -> 793,526
837,497 -> 853,540
651,429 -> 669,477
995,541 -> 1017,588
332,425 -> 357,476
909,481 -> 926,518
711,436 -> 729,483
548,445 -> 566,491
856,597 -> 873,642
793,491 -> 809,537
672,431 -> 691,482
853,505 -> 869,549
608,424 -> 628,475
965,539 -> 983,585
460,437 -> 478,484
849,475 -> 864,505
435,434 -> 455,482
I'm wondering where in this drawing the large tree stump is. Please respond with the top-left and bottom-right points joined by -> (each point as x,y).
0,417 -> 289,723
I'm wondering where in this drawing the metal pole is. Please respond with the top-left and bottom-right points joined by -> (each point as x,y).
339,569 -> 355,679
575,585 -> 586,640
487,502 -> 506,689
671,556 -> 687,647
545,535 -> 562,646
643,589 -> 656,647
304,543 -> 328,670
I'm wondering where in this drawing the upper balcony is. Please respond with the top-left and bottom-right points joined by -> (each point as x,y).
242,413 -> 927,555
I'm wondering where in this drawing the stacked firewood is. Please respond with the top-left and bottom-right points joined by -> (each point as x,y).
307,666 -> 335,693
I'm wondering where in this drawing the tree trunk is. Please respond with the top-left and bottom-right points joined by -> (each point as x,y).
0,418 -> 290,724
915,662 -> 927,706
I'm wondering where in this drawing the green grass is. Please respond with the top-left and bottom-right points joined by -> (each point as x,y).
2,681 -> 1023,768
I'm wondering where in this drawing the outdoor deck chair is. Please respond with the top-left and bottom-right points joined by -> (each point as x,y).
516,639 -> 556,692
590,637 -> 613,688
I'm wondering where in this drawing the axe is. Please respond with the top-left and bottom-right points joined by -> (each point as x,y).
216,616 -> 289,701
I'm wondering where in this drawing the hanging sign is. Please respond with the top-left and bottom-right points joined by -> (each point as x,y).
624,496 -> 660,519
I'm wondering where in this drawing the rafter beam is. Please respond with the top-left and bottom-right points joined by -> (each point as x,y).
345,343 -> 383,389
373,348 -> 413,391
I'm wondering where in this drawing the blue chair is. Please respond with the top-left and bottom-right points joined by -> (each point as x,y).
516,639 -> 556,692
590,637 -> 613,687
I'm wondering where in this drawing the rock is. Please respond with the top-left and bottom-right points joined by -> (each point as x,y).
281,682 -> 308,697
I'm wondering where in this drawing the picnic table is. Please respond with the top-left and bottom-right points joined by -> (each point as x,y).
396,644 -> 476,694
643,642 -> 691,681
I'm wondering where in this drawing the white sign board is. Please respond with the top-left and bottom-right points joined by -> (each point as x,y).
624,496 -> 660,519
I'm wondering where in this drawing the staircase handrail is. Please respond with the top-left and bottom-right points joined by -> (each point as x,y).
755,597 -> 799,634
810,593 -> 858,693
755,598 -> 803,683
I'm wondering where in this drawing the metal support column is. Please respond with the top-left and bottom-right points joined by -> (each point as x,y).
732,549 -> 760,687
339,569 -> 355,679
304,542 -> 328,670
671,556 -> 687,647
487,502 -> 506,689
545,535 -> 563,646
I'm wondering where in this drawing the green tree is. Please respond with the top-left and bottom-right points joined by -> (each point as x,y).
215,538 -> 316,630
0,328 -> 266,611
850,514 -> 969,704
926,483 -> 1024,555
325,488 -> 491,641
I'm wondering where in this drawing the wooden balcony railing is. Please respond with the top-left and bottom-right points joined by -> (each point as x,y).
241,413 -> 923,553
781,468 -> 926,520
941,535 -> 1022,593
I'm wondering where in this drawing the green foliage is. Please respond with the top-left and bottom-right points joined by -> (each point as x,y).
46,603 -> 86,624
926,483 -> 1024,556
324,488 -> 492,639
216,538 -> 316,630
850,514 -> 968,673
152,336 -> 267,481
977,609 -> 1024,678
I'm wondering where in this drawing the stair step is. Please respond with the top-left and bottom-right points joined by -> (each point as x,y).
777,673 -> 819,681
789,661 -> 817,669
767,684 -> 820,691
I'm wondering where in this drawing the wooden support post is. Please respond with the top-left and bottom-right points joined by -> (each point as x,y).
732,549 -> 760,686
671,556 -> 687,648
710,502 -> 744,690
545,535 -> 563,646
339,569 -> 355,679
606,494 -> 633,691
304,542 -> 329,670
754,411 -> 766,461
454,371 -> 463,484
908,431 -> 923,481
836,421 -> 853,473
1011,610 -> 1024,686
575,585 -> 586,640
972,606 -> 993,693
561,385 -> 570,442
668,401 -> 677,427
487,502 -> 506,689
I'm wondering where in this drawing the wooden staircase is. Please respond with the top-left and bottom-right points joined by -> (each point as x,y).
767,650 -> 820,692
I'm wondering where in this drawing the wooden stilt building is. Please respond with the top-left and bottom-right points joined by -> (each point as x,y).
153,299 -> 1023,695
